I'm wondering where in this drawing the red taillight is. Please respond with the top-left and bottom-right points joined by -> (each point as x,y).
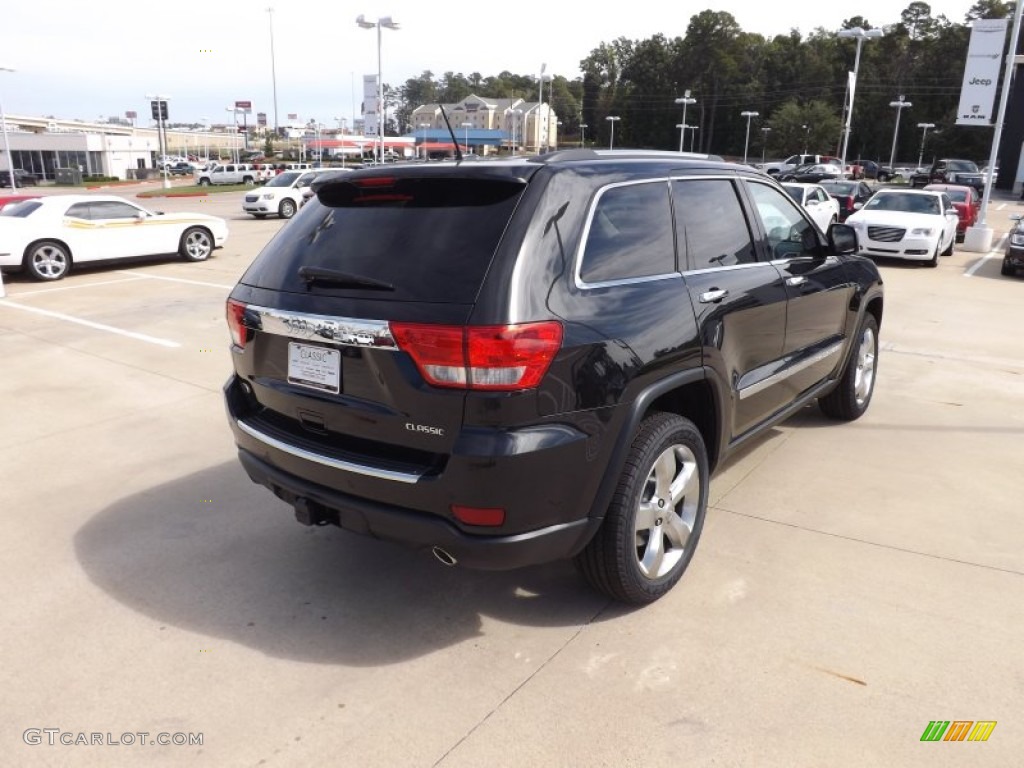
390,321 -> 563,391
451,505 -> 506,527
227,299 -> 249,349
846,195 -> 855,212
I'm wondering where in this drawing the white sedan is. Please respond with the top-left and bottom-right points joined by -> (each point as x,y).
845,189 -> 958,267
780,182 -> 841,232
0,195 -> 229,280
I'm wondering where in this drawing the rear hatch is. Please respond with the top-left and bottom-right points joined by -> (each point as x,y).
227,170 -> 534,480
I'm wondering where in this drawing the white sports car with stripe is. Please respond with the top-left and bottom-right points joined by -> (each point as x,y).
0,195 -> 229,281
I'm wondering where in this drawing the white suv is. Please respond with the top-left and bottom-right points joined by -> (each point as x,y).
241,170 -> 317,219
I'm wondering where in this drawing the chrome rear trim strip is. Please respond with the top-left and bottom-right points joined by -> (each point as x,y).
237,419 -> 422,484
250,305 -> 397,349
738,341 -> 844,400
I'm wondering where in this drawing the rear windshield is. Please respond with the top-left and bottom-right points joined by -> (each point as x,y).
0,200 -> 42,217
947,160 -> 979,172
239,177 -> 525,302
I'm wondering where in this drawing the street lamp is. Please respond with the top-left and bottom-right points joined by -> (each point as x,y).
266,7 -> 279,137
888,95 -> 912,173
606,115 -> 620,149
837,26 -> 884,176
461,121 -> 472,156
686,124 -> 698,152
916,122 -> 935,170
200,115 -> 210,162
741,110 -> 759,164
356,14 -> 400,164
225,106 -> 243,163
801,124 -> 809,154
147,92 -> 172,189
512,109 -> 522,156
418,122 -> 429,160
760,126 -> 771,164
579,122 -> 587,148
1,67 -> 16,190
675,91 -> 696,152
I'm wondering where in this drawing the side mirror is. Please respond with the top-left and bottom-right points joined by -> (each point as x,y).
828,222 -> 858,254
852,202 -> 863,210
946,209 -> 959,217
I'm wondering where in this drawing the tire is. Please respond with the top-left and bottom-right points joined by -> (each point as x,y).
1002,259 -> 1015,276
941,234 -> 954,256
179,227 -> 213,261
278,199 -> 296,219
243,176 -> 255,187
819,313 -> 879,421
24,240 -> 71,281
878,173 -> 889,183
575,412 -> 708,605
926,243 -> 939,267
199,178 -> 210,187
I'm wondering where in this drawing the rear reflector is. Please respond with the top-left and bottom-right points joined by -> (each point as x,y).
451,505 -> 506,527
391,321 -> 562,391
227,299 -> 249,349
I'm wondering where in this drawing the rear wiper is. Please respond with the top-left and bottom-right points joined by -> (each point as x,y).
298,266 -> 395,291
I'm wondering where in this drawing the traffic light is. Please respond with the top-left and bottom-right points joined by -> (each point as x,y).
150,100 -> 168,121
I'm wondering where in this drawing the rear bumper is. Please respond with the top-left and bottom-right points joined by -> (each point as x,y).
236,448 -> 600,570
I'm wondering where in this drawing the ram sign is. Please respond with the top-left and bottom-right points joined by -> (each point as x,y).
955,18 -> 1008,126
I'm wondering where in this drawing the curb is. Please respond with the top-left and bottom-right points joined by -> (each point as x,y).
136,192 -> 210,199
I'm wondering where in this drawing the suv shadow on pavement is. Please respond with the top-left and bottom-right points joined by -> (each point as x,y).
73,462 -> 612,666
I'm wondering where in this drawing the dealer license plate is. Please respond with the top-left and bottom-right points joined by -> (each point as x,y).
287,343 -> 340,394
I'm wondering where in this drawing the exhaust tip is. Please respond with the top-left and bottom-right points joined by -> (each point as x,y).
432,546 -> 457,567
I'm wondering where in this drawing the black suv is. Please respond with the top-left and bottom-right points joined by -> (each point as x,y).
224,150 -> 884,604
911,158 -> 985,191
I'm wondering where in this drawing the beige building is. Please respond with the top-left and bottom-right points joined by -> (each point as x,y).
410,94 -> 558,153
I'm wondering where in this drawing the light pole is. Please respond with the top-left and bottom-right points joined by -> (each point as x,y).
675,91 -> 696,152
266,7 -> 279,137
1,67 -> 16,190
147,93 -> 172,189
741,110 -> 759,165
837,26 -> 884,176
356,14 -> 400,164
760,126 -> 771,164
606,115 -> 620,149
225,106 -> 242,163
201,115 -> 210,162
888,95 -> 912,173
916,122 -> 935,170
579,122 -> 587,148
801,124 -> 809,154
512,109 -> 522,156
461,121 -> 472,156
418,122 -> 429,160
686,124 -> 697,152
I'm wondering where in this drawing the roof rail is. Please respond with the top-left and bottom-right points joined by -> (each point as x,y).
529,148 -> 724,164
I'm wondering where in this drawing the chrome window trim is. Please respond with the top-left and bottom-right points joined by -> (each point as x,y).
738,341 -> 844,400
574,178 -> 678,290
573,172 -> 763,290
681,261 -> 778,278
249,305 -> 397,350
237,419 -> 422,484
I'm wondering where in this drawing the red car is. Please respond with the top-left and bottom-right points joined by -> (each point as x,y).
924,184 -> 980,239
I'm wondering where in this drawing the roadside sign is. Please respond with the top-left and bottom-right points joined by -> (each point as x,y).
235,100 -> 252,112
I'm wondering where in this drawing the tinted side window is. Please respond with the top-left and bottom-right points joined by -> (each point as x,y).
746,181 -> 820,260
65,203 -> 93,219
673,179 -> 757,269
91,201 -> 142,219
579,181 -> 675,284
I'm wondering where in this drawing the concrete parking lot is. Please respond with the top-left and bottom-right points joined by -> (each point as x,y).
2,182 -> 1022,767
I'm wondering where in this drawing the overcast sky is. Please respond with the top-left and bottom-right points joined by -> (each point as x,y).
2,0 -> 983,128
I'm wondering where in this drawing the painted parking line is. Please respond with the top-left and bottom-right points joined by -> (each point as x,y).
10,276 -> 147,297
996,203 -> 1006,211
0,301 -> 181,347
963,235 -> 1006,278
118,271 -> 234,290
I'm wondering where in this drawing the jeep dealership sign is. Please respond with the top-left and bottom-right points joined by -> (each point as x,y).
956,18 -> 1008,126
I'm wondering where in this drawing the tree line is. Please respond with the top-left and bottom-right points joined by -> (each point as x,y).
389,0 -> 1013,164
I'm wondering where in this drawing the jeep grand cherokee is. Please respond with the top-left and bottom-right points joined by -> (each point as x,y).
224,150 -> 884,604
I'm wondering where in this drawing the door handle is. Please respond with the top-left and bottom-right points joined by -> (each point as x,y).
699,288 -> 728,303
786,276 -> 807,287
